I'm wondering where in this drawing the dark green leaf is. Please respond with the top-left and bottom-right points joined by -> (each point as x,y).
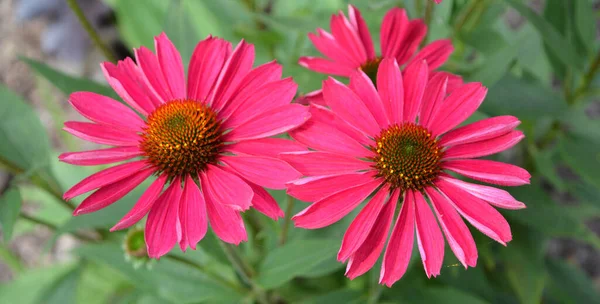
573,0 -> 596,54
37,266 -> 82,304
558,136 -> 600,186
546,258 -> 600,304
257,239 -> 340,289
0,188 -> 21,242
397,287 -> 490,304
298,288 -> 363,304
542,0 -> 568,79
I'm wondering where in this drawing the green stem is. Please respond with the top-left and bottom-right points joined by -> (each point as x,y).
279,195 -> 295,245
0,244 -> 24,274
20,213 -> 98,242
453,0 -> 479,35
220,242 -> 270,304
66,0 -> 116,62
367,284 -> 384,304
164,254 -> 246,294
422,0 -> 434,45
570,51 -> 600,104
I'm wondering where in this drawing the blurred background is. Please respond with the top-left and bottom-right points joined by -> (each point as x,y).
0,0 -> 599,303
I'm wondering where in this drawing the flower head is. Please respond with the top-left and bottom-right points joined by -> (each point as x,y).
60,33 -> 309,258
283,58 -> 530,286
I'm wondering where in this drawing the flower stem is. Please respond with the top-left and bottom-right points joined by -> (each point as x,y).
66,0 -> 116,62
279,195 -> 295,245
453,0 -> 479,35
164,253 -> 246,293
20,213 -> 98,242
219,242 -> 270,304
367,284 -> 384,304
570,51 -> 600,104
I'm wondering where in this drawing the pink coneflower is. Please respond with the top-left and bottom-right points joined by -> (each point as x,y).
297,5 -> 459,104
60,33 -> 309,258
283,58 -> 529,286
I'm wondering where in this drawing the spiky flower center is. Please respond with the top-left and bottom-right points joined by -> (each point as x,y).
141,99 -> 223,177
371,123 -> 443,191
360,57 -> 382,84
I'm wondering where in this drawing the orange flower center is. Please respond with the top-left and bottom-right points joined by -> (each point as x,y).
360,57 -> 382,84
141,100 -> 223,177
371,123 -> 443,191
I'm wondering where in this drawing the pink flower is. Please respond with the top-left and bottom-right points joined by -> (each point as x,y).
297,5 -> 459,105
283,58 -> 530,286
60,33 -> 309,258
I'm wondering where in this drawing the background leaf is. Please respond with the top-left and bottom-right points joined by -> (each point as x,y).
0,188 -> 21,242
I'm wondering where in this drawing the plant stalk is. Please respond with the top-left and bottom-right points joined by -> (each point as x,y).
66,0 -> 116,62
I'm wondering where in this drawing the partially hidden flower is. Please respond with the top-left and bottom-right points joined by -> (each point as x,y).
283,58 -> 530,286
60,33 -> 309,258
297,5 -> 459,105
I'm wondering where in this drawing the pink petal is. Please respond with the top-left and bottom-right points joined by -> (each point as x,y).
428,83 -> 488,136
200,173 -> 247,244
348,5 -> 376,60
280,151 -> 371,176
443,131 -> 525,159
292,179 -> 380,229
442,159 -> 531,186
224,104 -> 310,142
330,13 -> 367,64
349,70 -> 389,128
134,46 -> 173,102
305,104 -> 373,147
155,33 -> 185,99
414,191 -> 444,278
210,40 -> 255,111
226,138 -> 307,159
436,178 -> 512,245
111,174 -> 168,231
346,189 -> 398,279
101,59 -> 157,116
187,36 -> 231,102
59,146 -> 143,166
247,181 -> 284,220
434,71 -> 463,93
223,78 -> 297,129
425,186 -> 477,268
419,73 -> 448,129
440,116 -> 521,147
295,89 -> 327,106
307,29 -> 358,67
376,58 -> 404,124
145,178 -> 182,258
287,171 -> 376,203
408,39 -> 454,71
64,160 -> 148,200
380,8 -> 409,59
221,155 -> 301,190
440,175 -> 526,209
220,61 -> 283,120
179,175 -> 208,251
380,191 -> 415,287
298,56 -> 356,76
203,164 -> 253,211
323,78 -> 379,137
63,122 -> 140,146
395,20 -> 427,65
402,60 -> 429,123
289,112 -> 370,158
339,185 -> 390,262
69,92 -> 145,131
73,167 -> 153,216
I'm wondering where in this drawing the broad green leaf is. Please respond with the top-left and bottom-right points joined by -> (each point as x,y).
0,85 -> 51,172
0,263 -> 75,304
397,287 -> 490,304
542,0 -> 568,79
115,0 -> 168,48
559,136 -> 600,186
303,255 -> 344,278
463,28 -> 507,56
468,41 -> 517,87
0,188 -> 21,242
573,0 -> 596,54
502,0 -> 584,70
559,106 -> 600,144
257,239 -> 340,289
530,145 -> 566,191
21,57 -> 118,100
37,266 -> 82,304
298,288 -> 364,304
76,263 -> 129,304
164,0 -> 198,67
546,258 -> 600,304
480,74 -> 567,120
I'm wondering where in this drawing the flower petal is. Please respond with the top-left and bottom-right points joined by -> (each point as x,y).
179,175 -> 208,251
101,59 -> 158,115
224,104 -> 310,142
69,92 -> 145,131
307,29 -> 357,67
155,33 -> 185,99
345,189 -> 398,279
408,39 -> 454,71
226,138 -> 307,159
111,174 -> 168,231
63,122 -> 140,146
414,191 -> 444,278
135,46 -> 173,102
380,8 -> 409,59
426,186 -> 477,268
443,159 -> 531,186
292,179 -> 380,229
419,73 -> 448,128
395,20 -> 427,65
330,12 -> 367,64
376,58 -> 404,124
440,175 -> 526,209
203,164 -> 253,211
295,89 -> 327,107
210,40 -> 255,111
145,177 -> 182,258
221,155 -> 301,190
380,191 -> 415,287
349,70 -> 388,128
436,178 -> 512,245
428,83 -> 488,136
440,116 -> 521,147
402,60 -> 428,123
247,181 -> 284,220
287,171 -> 375,203
280,151 -> 371,176
201,173 -> 247,244
298,56 -> 356,77
187,36 -> 231,102
443,131 -> 524,160
323,78 -> 379,137
348,5 -> 376,60
59,146 -> 143,166
64,160 -> 148,200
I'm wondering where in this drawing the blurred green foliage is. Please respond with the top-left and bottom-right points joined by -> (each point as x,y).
1,0 -> 599,303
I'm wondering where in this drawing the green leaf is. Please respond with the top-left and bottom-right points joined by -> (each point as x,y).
21,57 -> 118,100
303,255 -> 344,278
257,239 -> 340,289
298,288 -> 364,304
164,0 -> 199,66
397,287 -> 490,304
530,145 -> 566,191
542,0 -> 568,79
558,136 -> 600,186
573,0 -> 596,54
546,258 -> 600,304
502,0 -> 584,71
0,263 -> 75,304
115,0 -> 168,48
0,188 -> 21,242
480,74 -> 567,120
36,266 -> 82,304
76,263 -> 129,304
0,85 -> 51,172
